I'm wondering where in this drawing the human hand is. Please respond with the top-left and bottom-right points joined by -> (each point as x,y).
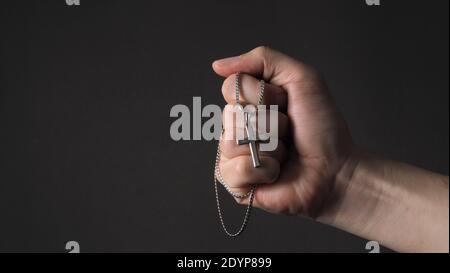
213,46 -> 353,217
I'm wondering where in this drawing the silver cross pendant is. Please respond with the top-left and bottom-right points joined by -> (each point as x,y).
237,111 -> 270,168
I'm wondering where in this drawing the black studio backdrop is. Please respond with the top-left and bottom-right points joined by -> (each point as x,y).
0,0 -> 448,252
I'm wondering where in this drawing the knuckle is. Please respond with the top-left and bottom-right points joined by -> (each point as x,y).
220,139 -> 238,155
303,64 -> 321,79
253,45 -> 271,56
295,63 -> 322,83
233,157 -> 252,176
221,75 -> 235,98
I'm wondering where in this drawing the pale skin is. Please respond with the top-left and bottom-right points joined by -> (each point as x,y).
213,46 -> 449,253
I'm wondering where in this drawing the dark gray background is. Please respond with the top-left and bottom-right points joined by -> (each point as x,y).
0,0 -> 448,253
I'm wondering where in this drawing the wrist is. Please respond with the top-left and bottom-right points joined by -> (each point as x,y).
316,147 -> 449,252
316,147 -> 384,237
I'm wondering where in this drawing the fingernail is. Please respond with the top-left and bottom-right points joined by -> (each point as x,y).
214,56 -> 240,67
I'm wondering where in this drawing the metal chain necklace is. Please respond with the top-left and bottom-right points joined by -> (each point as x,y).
214,72 -> 265,237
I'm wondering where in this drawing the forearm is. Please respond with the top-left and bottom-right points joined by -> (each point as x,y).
317,148 -> 449,252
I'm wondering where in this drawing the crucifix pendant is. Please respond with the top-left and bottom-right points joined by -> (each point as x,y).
237,111 -> 270,168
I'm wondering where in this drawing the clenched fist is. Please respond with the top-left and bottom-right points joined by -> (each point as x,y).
212,47 -> 449,253
213,46 -> 353,217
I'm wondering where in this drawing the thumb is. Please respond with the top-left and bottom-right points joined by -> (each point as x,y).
212,46 -> 317,89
